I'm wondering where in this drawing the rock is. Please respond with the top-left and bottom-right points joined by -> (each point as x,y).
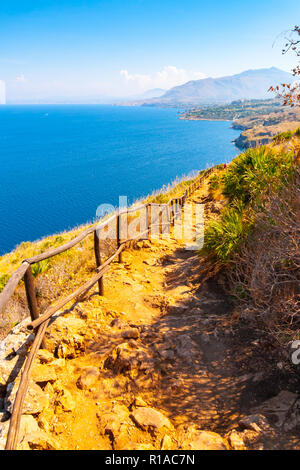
175,334 -> 198,363
169,305 -> 188,315
97,402 -> 136,449
161,434 -> 173,450
239,414 -> 271,434
227,428 -> 261,449
110,318 -> 126,329
121,328 -> 139,340
226,430 -> 246,450
157,348 -> 175,361
178,426 -> 228,450
19,415 -> 40,438
134,443 -> 155,450
19,430 -> 60,450
0,418 -> 9,450
254,390 -> 300,431
0,355 -> 25,387
135,241 -> 144,249
38,409 -> 54,433
45,317 -> 86,358
134,396 -> 148,407
0,318 -> 34,363
53,382 -> 75,412
104,343 -> 150,376
170,378 -> 184,391
51,358 -> 66,372
37,349 -> 54,364
136,240 -> 151,249
31,364 -> 57,384
143,259 -> 156,266
5,380 -> 49,415
143,240 -> 152,249
76,367 -> 100,390
189,431 -> 227,450
130,407 -> 172,431
0,414 -> 40,450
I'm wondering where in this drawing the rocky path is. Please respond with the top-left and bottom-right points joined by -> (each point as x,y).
1,188 -> 300,450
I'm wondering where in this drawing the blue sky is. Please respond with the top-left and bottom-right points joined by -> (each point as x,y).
0,0 -> 299,102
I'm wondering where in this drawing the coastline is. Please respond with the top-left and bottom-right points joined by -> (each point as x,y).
179,104 -> 300,150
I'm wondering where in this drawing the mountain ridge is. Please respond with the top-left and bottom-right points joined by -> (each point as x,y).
135,67 -> 294,106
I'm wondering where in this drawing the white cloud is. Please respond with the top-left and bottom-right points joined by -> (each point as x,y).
120,70 -> 151,88
120,65 -> 206,91
15,74 -> 26,83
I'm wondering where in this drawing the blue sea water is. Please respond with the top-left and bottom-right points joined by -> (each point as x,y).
0,105 -> 240,255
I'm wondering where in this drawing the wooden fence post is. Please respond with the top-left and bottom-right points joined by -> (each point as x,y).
24,266 -> 46,348
145,204 -> 150,239
117,212 -> 123,263
94,230 -> 104,295
170,201 -> 174,227
159,210 -> 162,238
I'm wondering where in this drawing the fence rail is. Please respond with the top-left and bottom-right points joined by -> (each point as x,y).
1,168 -> 211,450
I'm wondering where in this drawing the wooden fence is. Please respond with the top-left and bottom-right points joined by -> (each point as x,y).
0,169 -> 210,450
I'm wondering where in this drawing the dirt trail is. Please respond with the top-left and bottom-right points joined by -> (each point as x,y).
5,186 -> 300,450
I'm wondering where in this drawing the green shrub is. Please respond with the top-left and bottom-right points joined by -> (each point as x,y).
221,147 -> 294,205
203,146 -> 295,262
208,174 -> 220,191
294,127 -> 300,137
202,203 -> 253,261
54,235 -> 65,245
31,260 -> 49,277
272,131 -> 293,143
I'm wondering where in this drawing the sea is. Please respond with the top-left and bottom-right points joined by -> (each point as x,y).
0,105 -> 240,255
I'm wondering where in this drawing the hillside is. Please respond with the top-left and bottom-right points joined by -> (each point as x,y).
138,68 -> 293,106
181,99 -> 300,149
180,99 -> 282,121
232,108 -> 300,149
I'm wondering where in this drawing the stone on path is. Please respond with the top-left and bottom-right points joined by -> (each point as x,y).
32,364 -> 57,384
76,367 -> 100,390
178,426 -> 228,450
254,390 -> 300,431
122,328 -> 139,340
130,407 -> 172,431
239,414 -> 271,434
226,430 -> 247,450
0,414 -> 40,450
5,380 -> 49,415
161,434 -> 173,450
37,349 -> 54,364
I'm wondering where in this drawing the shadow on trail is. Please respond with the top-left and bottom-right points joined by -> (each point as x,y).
145,246 -> 287,432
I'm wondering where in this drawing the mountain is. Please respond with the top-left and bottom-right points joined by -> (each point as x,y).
114,88 -> 166,106
140,67 -> 294,106
139,88 -> 166,99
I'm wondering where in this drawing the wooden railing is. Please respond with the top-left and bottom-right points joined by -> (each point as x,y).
1,169 -> 210,450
